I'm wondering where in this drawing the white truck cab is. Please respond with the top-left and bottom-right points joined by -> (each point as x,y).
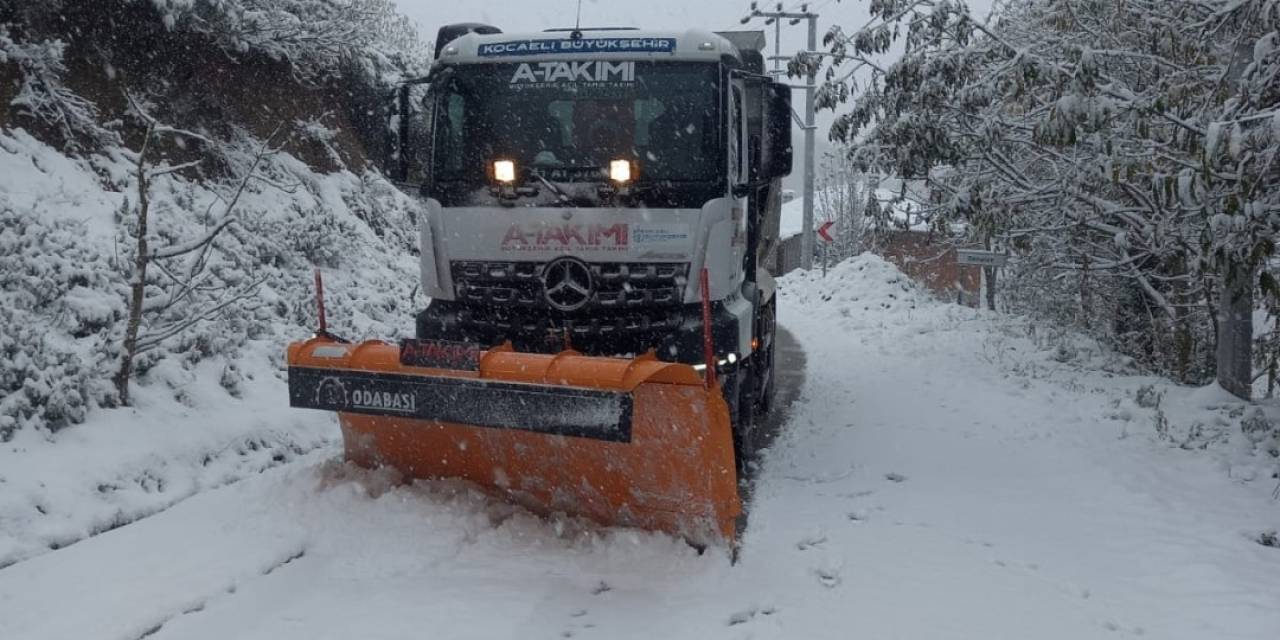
392,24 -> 792,435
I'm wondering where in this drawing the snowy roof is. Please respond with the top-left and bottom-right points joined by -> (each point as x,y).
779,196 -> 807,239
778,187 -> 932,240
439,29 -> 740,64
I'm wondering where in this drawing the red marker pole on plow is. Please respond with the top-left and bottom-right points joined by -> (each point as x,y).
314,268 -> 328,336
312,268 -> 346,342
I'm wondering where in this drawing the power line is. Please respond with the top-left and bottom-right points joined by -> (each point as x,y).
714,0 -> 806,35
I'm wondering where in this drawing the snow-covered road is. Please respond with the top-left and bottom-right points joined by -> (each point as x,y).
2,256 -> 1278,640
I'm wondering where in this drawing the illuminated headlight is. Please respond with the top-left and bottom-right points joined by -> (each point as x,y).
493,160 -> 516,183
609,159 -> 632,183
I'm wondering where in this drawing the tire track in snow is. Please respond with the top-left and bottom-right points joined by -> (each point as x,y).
1,433 -> 333,571
131,548 -> 308,640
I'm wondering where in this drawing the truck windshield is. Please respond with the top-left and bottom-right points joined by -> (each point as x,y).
428,61 -> 721,189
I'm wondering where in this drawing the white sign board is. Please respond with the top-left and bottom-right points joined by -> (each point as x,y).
956,249 -> 1008,267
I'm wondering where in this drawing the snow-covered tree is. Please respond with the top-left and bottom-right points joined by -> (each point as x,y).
143,0 -> 429,82
810,0 -> 1280,392
816,153 -> 872,260
112,94 -> 279,404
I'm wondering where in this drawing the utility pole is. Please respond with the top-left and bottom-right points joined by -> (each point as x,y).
773,9 -> 782,76
741,2 -> 820,270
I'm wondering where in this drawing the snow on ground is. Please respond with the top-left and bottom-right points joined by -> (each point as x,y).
0,343 -> 331,568
2,254 -> 1279,639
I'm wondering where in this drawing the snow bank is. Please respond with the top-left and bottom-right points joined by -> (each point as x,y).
0,125 -> 423,567
781,253 -> 1279,474
0,0 -> 431,571
778,252 -> 936,311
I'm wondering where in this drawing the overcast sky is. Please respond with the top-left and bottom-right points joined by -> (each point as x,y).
394,0 -> 997,55
392,0 -> 997,178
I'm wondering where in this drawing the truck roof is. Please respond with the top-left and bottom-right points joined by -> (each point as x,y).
437,28 -> 749,65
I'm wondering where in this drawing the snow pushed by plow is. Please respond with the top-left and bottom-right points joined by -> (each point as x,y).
3,254 -> 1279,639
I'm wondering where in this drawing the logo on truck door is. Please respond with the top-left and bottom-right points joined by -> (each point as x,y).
501,223 -> 628,252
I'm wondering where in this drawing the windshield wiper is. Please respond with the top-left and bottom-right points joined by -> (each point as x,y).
525,169 -> 573,205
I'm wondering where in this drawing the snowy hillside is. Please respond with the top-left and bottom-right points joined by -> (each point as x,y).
1,254 -> 1277,639
0,0 -> 427,567
0,128 -> 422,567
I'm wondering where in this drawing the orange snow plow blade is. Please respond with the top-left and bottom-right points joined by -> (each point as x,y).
287,337 -> 740,544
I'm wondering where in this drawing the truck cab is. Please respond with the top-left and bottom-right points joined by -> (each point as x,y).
395,25 -> 792,435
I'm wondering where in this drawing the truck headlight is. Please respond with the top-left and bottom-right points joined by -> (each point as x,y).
493,160 -> 516,183
609,159 -> 632,183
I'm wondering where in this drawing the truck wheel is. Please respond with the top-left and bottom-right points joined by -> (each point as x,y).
756,301 -> 777,415
733,362 -> 757,475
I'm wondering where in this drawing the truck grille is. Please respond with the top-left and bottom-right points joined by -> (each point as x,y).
451,261 -> 688,311
456,307 -> 684,336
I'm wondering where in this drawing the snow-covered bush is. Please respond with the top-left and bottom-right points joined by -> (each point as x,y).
0,25 -> 116,148
0,209 -> 120,437
139,0 -> 429,83
0,127 -> 423,436
0,0 -> 431,434
1240,407 -> 1279,456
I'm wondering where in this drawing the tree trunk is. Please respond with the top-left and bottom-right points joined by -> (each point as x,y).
1216,259 -> 1253,400
113,147 -> 150,406
983,235 -> 997,311
1079,251 -> 1091,330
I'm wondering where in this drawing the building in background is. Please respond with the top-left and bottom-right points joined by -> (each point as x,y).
773,175 -> 980,307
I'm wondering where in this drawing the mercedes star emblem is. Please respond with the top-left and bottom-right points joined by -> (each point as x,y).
542,257 -> 594,312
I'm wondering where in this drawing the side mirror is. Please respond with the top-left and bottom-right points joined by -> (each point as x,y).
391,84 -> 412,183
763,83 -> 793,179
388,76 -> 434,187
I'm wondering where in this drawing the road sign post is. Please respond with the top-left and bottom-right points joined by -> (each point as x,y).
817,220 -> 835,277
817,220 -> 835,244
955,249 -> 1007,309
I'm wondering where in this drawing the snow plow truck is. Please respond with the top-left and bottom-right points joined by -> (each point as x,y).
287,24 -> 792,545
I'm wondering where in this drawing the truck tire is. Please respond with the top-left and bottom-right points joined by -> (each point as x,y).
732,362 -> 757,475
757,300 -> 777,415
